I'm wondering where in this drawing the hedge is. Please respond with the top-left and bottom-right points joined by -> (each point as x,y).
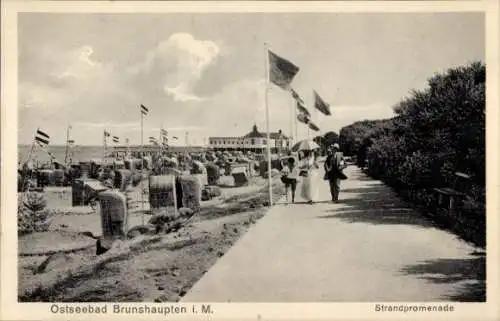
338,62 -> 485,246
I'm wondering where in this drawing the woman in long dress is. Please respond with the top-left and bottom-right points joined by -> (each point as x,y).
300,151 -> 320,204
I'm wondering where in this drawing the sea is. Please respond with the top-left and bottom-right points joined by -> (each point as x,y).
17,145 -> 208,165
18,145 -> 106,164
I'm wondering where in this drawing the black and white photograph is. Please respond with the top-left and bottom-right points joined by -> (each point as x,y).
1,1 -> 499,319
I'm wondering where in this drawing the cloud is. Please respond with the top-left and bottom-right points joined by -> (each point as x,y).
164,84 -> 207,102
50,46 -> 101,80
19,45 -> 119,112
177,78 -> 295,137
131,33 -> 222,102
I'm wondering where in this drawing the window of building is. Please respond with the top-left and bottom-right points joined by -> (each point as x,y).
251,139 -> 255,145
263,139 -> 267,144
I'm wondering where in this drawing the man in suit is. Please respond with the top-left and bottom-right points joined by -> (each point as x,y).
324,143 -> 345,202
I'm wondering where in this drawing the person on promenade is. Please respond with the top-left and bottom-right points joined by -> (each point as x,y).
300,150 -> 320,204
324,143 -> 346,203
281,157 -> 299,203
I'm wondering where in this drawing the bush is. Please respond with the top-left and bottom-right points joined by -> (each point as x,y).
206,162 -> 220,185
18,192 -> 52,235
339,62 -> 486,246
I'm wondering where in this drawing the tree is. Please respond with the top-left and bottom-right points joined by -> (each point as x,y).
323,131 -> 339,147
338,61 -> 485,245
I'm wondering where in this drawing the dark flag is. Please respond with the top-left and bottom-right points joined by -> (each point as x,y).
172,136 -> 179,140
161,129 -> 168,136
140,104 -> 149,116
313,90 -> 332,116
290,88 -> 311,117
104,130 -> 111,137
269,50 -> 300,90
149,136 -> 157,145
35,129 -> 50,146
290,88 -> 305,105
297,112 -> 310,124
112,136 -> 120,143
308,121 -> 320,131
296,100 -> 311,118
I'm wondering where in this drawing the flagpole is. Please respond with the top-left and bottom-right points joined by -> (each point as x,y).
26,128 -> 38,164
159,125 -> 162,157
264,43 -> 273,206
140,106 -> 144,225
294,104 -> 298,142
102,130 -> 106,163
64,125 -> 71,165
21,130 -> 38,191
290,95 -> 294,148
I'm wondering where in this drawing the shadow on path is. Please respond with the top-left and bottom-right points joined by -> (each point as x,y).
318,184 -> 436,228
320,169 -> 486,302
400,256 -> 486,302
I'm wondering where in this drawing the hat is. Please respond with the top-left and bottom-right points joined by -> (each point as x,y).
333,143 -> 340,149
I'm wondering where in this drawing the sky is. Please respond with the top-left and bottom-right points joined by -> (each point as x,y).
17,12 -> 484,146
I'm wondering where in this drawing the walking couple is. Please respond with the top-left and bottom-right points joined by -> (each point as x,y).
280,150 -> 320,204
281,143 -> 346,204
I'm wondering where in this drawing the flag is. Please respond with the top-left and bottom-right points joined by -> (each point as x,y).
161,129 -> 168,136
104,130 -> 111,137
297,113 -> 310,124
172,136 -> 179,140
290,88 -> 305,105
140,104 -> 149,116
308,122 -> 320,131
112,136 -> 120,143
297,102 -> 311,118
149,136 -> 157,145
313,91 -> 332,116
291,87 -> 311,117
269,50 -> 300,90
35,129 -> 50,146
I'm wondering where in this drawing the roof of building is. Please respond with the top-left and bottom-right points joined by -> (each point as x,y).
243,124 -> 288,139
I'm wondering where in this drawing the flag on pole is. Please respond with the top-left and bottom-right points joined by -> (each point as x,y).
172,136 -> 179,140
104,130 -> 111,137
112,136 -> 120,143
290,88 -> 311,117
313,90 -> 332,116
140,104 -> 149,116
297,102 -> 311,118
290,88 -> 305,104
268,50 -> 300,90
35,129 -> 50,146
161,129 -> 168,136
149,136 -> 158,145
308,121 -> 320,131
297,113 -> 310,124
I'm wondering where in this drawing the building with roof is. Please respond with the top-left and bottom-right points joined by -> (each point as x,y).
208,124 -> 291,153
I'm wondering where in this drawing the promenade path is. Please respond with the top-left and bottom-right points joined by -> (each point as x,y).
182,165 -> 485,302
